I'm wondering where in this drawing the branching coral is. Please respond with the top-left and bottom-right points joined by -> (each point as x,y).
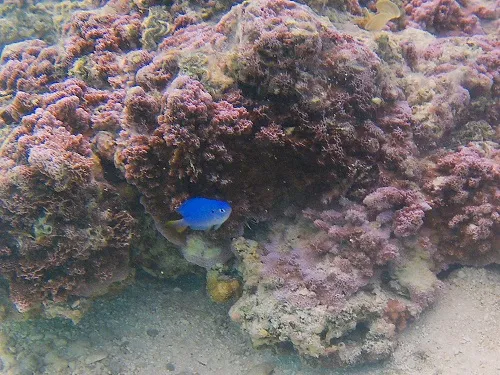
0,113 -> 136,312
423,144 -> 500,266
0,78 -> 137,312
0,40 -> 61,92
260,199 -> 401,311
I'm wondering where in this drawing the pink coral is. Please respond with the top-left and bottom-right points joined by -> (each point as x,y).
362,187 -> 431,238
114,0 -> 416,238
0,0 -> 496,337
117,75 -> 254,221
258,199 -> 401,311
63,11 -> 142,59
0,40 -> 60,92
423,144 -> 500,266
0,79 -> 136,312
404,0 -> 482,36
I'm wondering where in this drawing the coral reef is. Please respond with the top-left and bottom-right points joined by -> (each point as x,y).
403,0 -> 493,36
116,0 -> 417,241
0,0 -> 498,369
361,27 -> 498,152
0,39 -> 62,93
229,209 -> 442,366
0,0 -> 92,51
0,92 -> 137,312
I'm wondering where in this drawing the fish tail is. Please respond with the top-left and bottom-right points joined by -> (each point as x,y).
166,219 -> 188,233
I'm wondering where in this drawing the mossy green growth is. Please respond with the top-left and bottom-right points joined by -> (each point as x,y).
68,55 -> 108,86
181,234 -> 232,269
0,3 -> 54,50
141,5 -> 171,51
179,53 -> 210,82
450,120 -> 495,147
179,52 -> 234,95
375,33 -> 404,63
33,212 -> 53,243
68,56 -> 91,81
0,0 -> 92,51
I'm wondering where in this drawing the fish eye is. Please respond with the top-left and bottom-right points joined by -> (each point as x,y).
219,209 -> 225,213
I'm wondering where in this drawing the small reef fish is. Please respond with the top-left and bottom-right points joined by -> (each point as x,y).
167,197 -> 232,232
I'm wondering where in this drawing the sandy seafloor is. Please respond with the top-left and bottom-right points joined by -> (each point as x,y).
0,266 -> 498,375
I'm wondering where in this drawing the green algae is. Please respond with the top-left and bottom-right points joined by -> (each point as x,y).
0,0 -> 92,51
141,5 -> 172,51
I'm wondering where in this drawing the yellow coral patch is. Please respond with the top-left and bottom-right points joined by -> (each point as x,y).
359,0 -> 401,31
206,270 -> 241,303
376,0 -> 401,17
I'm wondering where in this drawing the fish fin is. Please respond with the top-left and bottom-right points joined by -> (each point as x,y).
152,216 -> 187,247
166,219 -> 188,233
161,225 -> 187,247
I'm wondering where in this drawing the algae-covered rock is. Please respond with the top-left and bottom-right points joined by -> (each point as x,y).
394,254 -> 443,309
181,234 -> 233,269
206,269 -> 241,303
0,0 -> 92,51
141,6 -> 172,51
449,120 -> 496,147
42,299 -> 92,324
229,220 -> 442,367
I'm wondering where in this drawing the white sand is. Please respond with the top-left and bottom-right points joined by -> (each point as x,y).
1,267 -> 499,375
380,266 -> 500,375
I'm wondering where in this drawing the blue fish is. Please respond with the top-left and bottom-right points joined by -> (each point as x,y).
167,197 -> 232,233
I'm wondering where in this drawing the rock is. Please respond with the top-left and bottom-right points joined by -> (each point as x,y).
84,352 -> 108,365
166,362 -> 176,371
146,328 -> 159,337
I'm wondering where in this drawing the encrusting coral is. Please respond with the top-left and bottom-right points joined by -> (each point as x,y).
228,185 -> 444,365
206,269 -> 241,303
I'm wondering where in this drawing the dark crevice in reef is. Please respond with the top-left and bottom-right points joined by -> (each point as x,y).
436,264 -> 463,280
275,340 -> 297,355
330,321 -> 370,346
242,220 -> 272,242
100,158 -> 125,184
484,263 -> 500,273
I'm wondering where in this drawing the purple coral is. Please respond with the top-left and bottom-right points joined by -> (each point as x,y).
404,0 -> 482,36
114,0 -> 411,238
258,199 -> 401,311
0,40 -> 60,92
117,75 -> 253,225
423,144 -> 499,266
362,186 -> 431,238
